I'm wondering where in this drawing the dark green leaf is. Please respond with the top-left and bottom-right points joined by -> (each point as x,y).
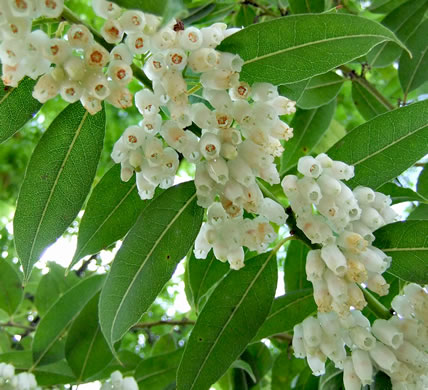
99,181 -> 203,349
176,251 -> 278,390
183,2 -> 216,25
32,274 -> 105,368
71,164 -> 150,268
318,362 -> 343,390
0,260 -> 23,315
312,119 -> 346,154
87,350 -> 141,381
235,4 -> 256,27
35,262 -> 79,317
369,0 -> 408,13
0,351 -> 32,369
230,360 -> 256,383
112,0 -> 186,22
399,19 -> 428,96
417,164 -> 428,197
241,343 -> 272,386
254,289 -> 316,341
408,204 -> 428,220
283,240 -> 312,292
35,360 -> 76,386
271,351 -> 306,390
0,74 -> 42,144
65,293 -> 112,381
289,0 -> 324,13
374,220 -> 428,284
351,80 -> 390,120
377,182 -> 428,204
279,79 -> 310,104
152,334 -> 176,356
218,14 -> 407,85
328,100 -> 428,190
135,349 -> 183,389
186,250 -> 229,311
281,100 -> 336,175
295,365 -> 319,389
371,371 -> 393,389
14,103 -> 105,281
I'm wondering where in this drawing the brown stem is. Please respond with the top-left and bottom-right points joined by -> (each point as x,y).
133,319 -> 195,329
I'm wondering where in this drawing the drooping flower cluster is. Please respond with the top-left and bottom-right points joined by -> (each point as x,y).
100,370 -> 138,390
0,363 -> 39,390
282,154 -> 398,316
293,284 -> 428,389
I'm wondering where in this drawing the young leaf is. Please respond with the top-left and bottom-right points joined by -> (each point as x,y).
65,293 -> 113,381
176,251 -> 278,390
271,351 -> 306,390
254,289 -> 316,341
32,274 -> 105,368
0,260 -> 23,316
135,349 -> 183,389
71,164 -> 153,268
374,220 -> 428,284
351,80 -> 390,120
377,182 -> 428,204
328,100 -> 428,190
283,240 -> 312,292
99,181 -> 203,350
288,0 -> 324,13
218,14 -> 408,85
0,74 -> 42,144
399,19 -> 428,97
14,103 -> 105,281
281,100 -> 336,175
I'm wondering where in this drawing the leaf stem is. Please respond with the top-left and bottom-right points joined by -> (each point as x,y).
360,286 -> 392,319
186,83 -> 202,96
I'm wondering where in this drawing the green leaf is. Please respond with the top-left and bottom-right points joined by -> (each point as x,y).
370,371 -> 393,389
235,4 -> 256,27
135,349 -> 183,389
351,80 -> 390,120
112,0 -> 186,22
186,250 -> 229,311
0,260 -> 23,315
283,240 -> 312,292
13,103 -> 105,281
0,351 -> 32,369
35,262 -> 79,317
367,0 -> 428,68
254,289 -> 316,341
65,293 -> 112,381
71,165 -> 151,268
377,182 -> 428,204
288,0 -> 324,13
295,365 -> 319,389
374,220 -> 428,284
328,100 -> 428,190
313,119 -> 346,154
183,2 -> 216,25
369,0 -> 408,13
399,19 -> 428,96
271,351 -> 306,390
32,274 -> 105,368
417,165 -> 428,196
231,360 -> 256,383
318,362 -> 343,390
0,74 -> 42,144
35,360 -> 76,386
408,204 -> 428,220
281,100 -> 336,175
218,14 -> 408,85
99,181 -> 203,349
152,334 -> 176,356
176,251 -> 278,390
279,79 -> 310,104
240,343 -> 272,386
87,350 -> 141,381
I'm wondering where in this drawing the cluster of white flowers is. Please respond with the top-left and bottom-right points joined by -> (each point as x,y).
100,370 -> 138,390
0,363 -> 39,390
282,154 -> 398,316
293,284 -> 428,389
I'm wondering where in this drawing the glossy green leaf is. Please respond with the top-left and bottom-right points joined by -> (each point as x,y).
369,0 -> 407,13
283,240 -> 312,292
374,220 -> 428,284
231,360 -> 256,383
254,289 -> 316,341
279,79 -> 310,104
14,103 -> 105,281
328,100 -> 428,190
351,80 -> 390,120
0,74 -> 42,144
399,19 -> 428,96
71,164 -> 150,268
271,351 -> 306,390
135,349 -> 183,389
281,100 -> 336,175
289,0 -> 324,13
377,182 -> 428,204
35,262 -> 79,317
183,2 -> 216,25
367,0 -> 428,68
99,181 -> 203,349
417,166 -> 428,196
176,251 -> 278,390
318,362 -> 343,390
313,119 -> 346,154
35,360 -> 76,386
408,204 -> 428,220
65,293 -> 112,381
186,250 -> 229,311
32,275 -> 105,368
0,351 -> 32,369
240,342 -> 272,386
218,14 -> 407,85
370,371 -> 393,389
235,4 -> 256,27
0,260 -> 23,315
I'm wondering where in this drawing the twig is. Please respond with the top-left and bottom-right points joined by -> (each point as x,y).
75,254 -> 97,277
133,319 -> 196,329
272,333 -> 293,342
0,322 -> 35,332
242,0 -> 279,17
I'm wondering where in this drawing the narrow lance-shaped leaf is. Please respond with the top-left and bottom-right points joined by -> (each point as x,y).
32,275 -> 105,368
377,182 -> 428,204
176,251 -> 278,390
283,240 -> 312,292
328,100 -> 428,190
374,220 -> 428,284
351,80 -> 390,120
14,103 -> 105,281
71,164 -> 153,268
0,260 -> 23,316
369,0 -> 408,14
408,166 -> 428,220
218,14 -> 408,85
0,72 -> 42,144
99,181 -> 203,350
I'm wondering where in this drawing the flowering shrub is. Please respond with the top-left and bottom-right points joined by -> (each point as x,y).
0,0 -> 427,389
